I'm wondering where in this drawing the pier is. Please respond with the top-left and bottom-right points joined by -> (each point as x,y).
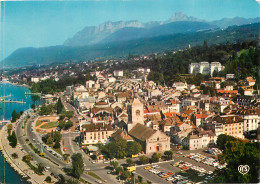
0,95 -> 12,99
0,99 -> 26,104
24,92 -> 41,96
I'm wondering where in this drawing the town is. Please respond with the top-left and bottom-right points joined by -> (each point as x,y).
0,39 -> 259,184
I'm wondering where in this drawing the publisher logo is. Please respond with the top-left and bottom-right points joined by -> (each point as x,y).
238,165 -> 250,175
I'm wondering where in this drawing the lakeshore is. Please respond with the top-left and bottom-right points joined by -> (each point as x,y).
0,83 -> 42,184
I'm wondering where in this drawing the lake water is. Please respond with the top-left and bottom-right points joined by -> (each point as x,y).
0,83 -> 39,120
0,83 -> 40,184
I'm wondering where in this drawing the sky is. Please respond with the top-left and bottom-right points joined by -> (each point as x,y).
0,0 -> 259,58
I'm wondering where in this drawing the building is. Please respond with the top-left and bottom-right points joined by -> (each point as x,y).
212,115 -> 244,139
234,108 -> 260,134
189,62 -> 224,76
114,70 -> 124,77
226,74 -> 235,79
129,123 -> 170,154
182,130 -> 216,150
172,82 -> 188,91
81,123 -> 115,145
127,98 -> 144,131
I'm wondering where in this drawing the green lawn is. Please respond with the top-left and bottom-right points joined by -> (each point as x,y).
52,147 -> 63,156
87,171 -> 105,182
36,120 -> 43,127
40,121 -> 59,129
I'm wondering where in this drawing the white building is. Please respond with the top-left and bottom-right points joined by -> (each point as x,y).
172,82 -> 188,91
113,70 -> 123,77
226,74 -> 235,79
86,80 -> 95,89
189,62 -> 224,76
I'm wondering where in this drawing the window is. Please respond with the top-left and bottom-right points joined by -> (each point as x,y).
136,110 -> 140,116
157,137 -> 159,141
150,147 -> 151,150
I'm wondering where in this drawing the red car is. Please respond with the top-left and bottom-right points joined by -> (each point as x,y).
182,166 -> 189,170
167,172 -> 174,175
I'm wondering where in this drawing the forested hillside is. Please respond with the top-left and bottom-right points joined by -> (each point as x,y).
111,40 -> 259,86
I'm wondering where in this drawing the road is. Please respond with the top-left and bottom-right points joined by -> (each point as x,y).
15,110 -> 66,179
17,109 -> 98,184
61,94 -> 119,183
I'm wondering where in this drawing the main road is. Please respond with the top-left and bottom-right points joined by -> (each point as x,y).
17,109 -> 98,184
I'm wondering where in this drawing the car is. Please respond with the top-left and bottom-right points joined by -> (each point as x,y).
107,171 -> 111,174
167,177 -> 174,181
181,166 -> 189,170
152,165 -> 159,168
185,162 -> 192,167
173,162 -> 179,167
103,161 -> 109,164
207,171 -> 213,175
144,166 -> 151,170
167,172 -> 174,175
177,151 -> 183,155
171,161 -> 176,165
162,174 -> 169,178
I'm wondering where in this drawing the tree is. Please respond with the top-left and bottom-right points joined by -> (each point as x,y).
22,154 -> 32,163
115,138 -> 127,158
31,104 -> 36,109
46,137 -> 54,145
53,141 -> 60,149
37,163 -> 45,173
164,150 -> 173,160
126,158 -> 134,167
115,166 -> 123,175
216,134 -> 236,151
213,139 -> 259,183
8,131 -> 17,148
65,120 -> 73,130
45,176 -> 52,183
151,153 -> 161,163
110,161 -> 119,171
11,110 -> 19,122
11,153 -> 18,159
55,174 -> 65,184
120,170 -> 130,180
53,131 -> 62,142
138,176 -> 143,183
57,97 -> 63,114
7,124 -> 13,135
71,153 -> 84,179
58,120 -> 66,129
106,142 -> 117,159
126,141 -> 142,156
139,155 -> 149,165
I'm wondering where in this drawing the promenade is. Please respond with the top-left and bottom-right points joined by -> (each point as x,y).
0,109 -> 57,184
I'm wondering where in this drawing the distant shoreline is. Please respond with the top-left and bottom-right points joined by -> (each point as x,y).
1,81 -> 30,89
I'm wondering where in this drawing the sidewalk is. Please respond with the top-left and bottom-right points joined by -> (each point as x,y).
0,123 -> 46,184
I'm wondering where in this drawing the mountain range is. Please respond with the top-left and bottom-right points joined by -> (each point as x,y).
64,12 -> 259,47
3,12 -> 260,68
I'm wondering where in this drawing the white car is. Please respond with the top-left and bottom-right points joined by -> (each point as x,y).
152,165 -> 159,168
207,171 -> 213,175
166,177 -> 174,181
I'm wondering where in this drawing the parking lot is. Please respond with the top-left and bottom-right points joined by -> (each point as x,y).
135,151 -> 221,184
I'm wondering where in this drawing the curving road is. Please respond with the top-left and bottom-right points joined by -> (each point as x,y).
17,109 -> 98,184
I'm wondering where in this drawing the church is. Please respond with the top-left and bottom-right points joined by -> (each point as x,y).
127,98 -> 170,154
